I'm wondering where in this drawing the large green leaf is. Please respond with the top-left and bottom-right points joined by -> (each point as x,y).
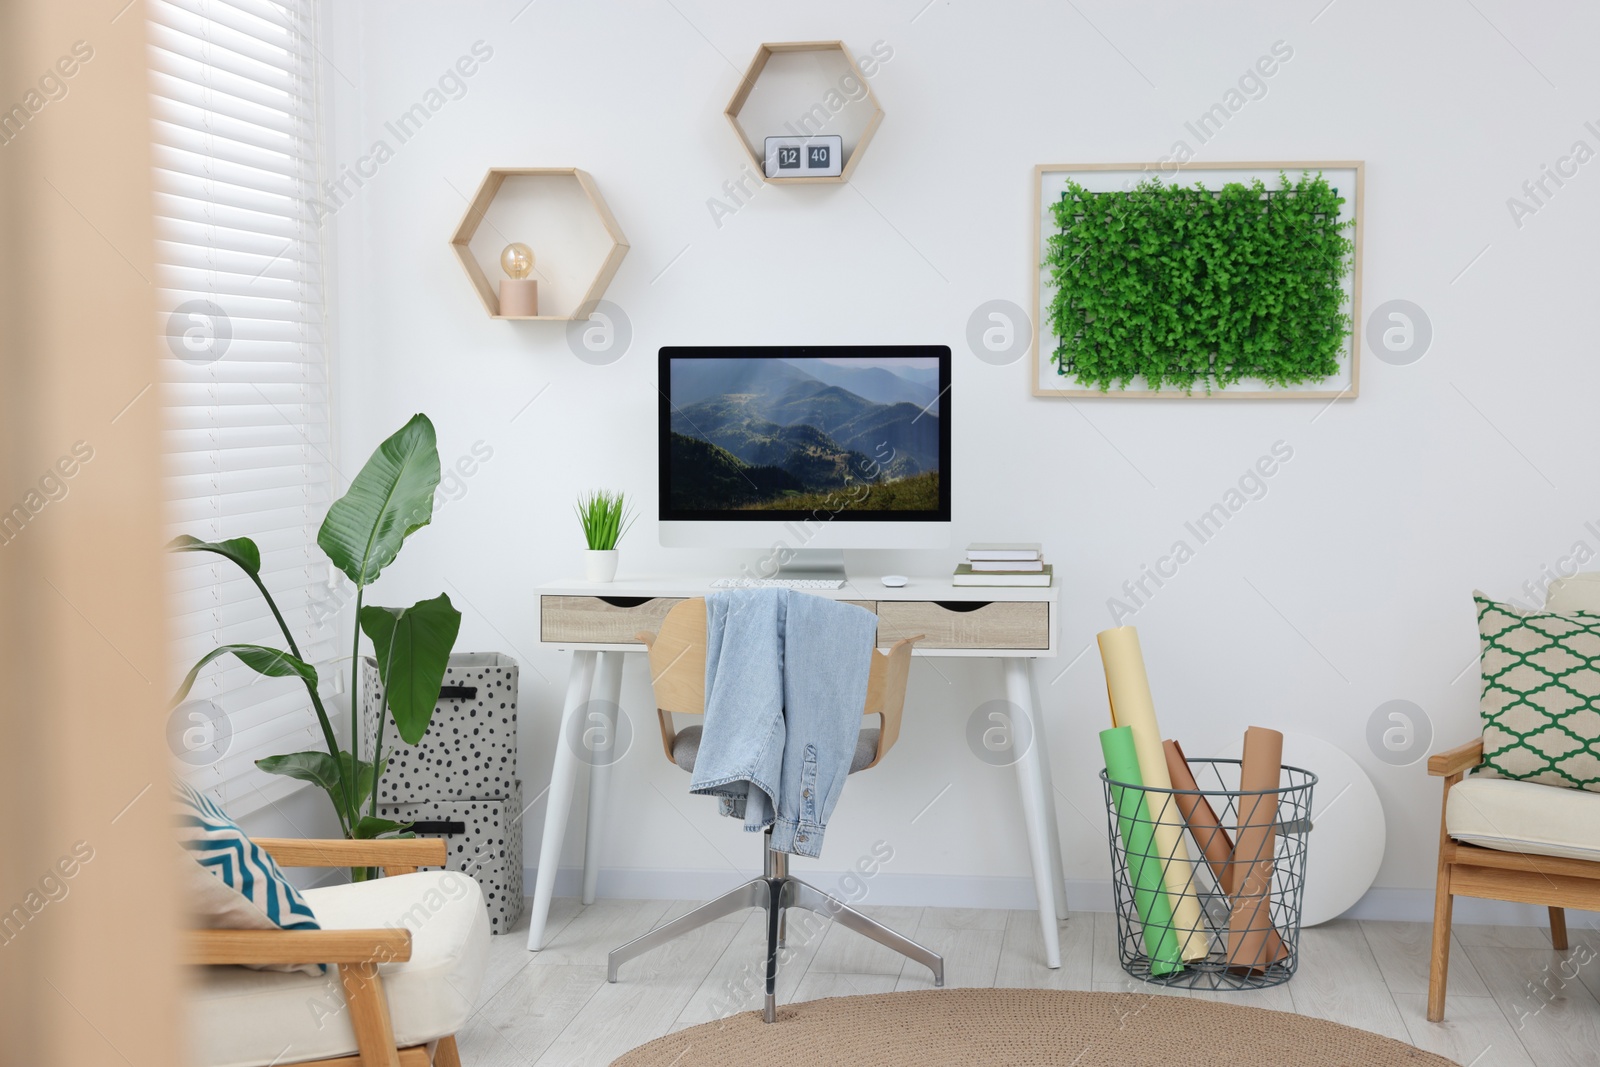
318,414 -> 440,587
172,644 -> 317,707
256,751 -> 391,829
360,594 -> 462,745
351,816 -> 413,840
168,535 -> 262,576
256,750 -> 342,794
339,752 -> 387,812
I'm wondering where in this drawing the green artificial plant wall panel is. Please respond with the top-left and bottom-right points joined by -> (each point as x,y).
1030,163 -> 1363,400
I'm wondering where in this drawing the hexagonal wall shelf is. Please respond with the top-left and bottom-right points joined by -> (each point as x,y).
725,41 -> 884,185
450,168 -> 628,320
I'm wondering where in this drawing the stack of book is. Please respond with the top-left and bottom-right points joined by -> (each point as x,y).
953,543 -> 1052,586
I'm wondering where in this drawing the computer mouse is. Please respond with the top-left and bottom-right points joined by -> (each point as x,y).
880,575 -> 908,588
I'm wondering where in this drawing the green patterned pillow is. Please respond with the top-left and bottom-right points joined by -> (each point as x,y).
1474,592 -> 1600,791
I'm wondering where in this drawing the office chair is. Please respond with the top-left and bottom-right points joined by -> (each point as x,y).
607,597 -> 944,1022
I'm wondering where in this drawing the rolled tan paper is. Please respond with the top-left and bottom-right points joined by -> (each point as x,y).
1228,725 -> 1289,973
1096,626 -> 1209,961
1164,739 -> 1235,895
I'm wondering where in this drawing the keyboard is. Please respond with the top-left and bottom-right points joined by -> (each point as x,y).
709,577 -> 846,589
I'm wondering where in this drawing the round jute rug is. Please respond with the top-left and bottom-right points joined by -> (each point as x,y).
611,988 -> 1457,1067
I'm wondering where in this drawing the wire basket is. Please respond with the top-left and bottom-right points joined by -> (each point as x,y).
1099,758 -> 1316,990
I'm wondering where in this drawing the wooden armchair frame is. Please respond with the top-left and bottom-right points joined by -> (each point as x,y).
1427,738 -> 1600,1021
183,837 -> 462,1067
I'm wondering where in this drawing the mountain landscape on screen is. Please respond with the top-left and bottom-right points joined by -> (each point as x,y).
668,357 -> 941,512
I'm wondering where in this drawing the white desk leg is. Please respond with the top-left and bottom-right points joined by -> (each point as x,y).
1025,657 -> 1071,917
582,651 -> 624,906
527,650 -> 597,952
1004,657 -> 1061,969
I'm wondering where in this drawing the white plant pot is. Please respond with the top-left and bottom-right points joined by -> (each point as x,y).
584,549 -> 619,583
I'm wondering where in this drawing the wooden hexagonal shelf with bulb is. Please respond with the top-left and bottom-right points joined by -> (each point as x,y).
725,41 -> 884,185
449,168 -> 629,320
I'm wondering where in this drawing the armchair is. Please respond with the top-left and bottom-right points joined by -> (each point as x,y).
185,836 -> 489,1067
1428,573 -> 1600,1022
1426,738 -> 1600,1021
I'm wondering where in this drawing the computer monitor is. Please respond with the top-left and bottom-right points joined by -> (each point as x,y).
658,345 -> 951,570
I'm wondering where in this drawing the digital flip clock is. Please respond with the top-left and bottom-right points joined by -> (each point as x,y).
763,134 -> 844,178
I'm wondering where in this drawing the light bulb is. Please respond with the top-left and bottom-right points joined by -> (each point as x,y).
500,242 -> 534,280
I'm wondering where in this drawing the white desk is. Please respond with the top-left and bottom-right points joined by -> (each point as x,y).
524,575 -> 1071,967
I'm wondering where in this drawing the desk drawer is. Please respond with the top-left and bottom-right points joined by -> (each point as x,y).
542,595 -> 879,644
541,596 -> 685,644
877,600 -> 1049,650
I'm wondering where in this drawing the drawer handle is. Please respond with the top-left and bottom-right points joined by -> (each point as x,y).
933,601 -> 991,613
408,820 -> 466,835
438,685 -> 477,700
599,596 -> 655,609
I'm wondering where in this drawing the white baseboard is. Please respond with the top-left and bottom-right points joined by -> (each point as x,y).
531,866 -> 1597,929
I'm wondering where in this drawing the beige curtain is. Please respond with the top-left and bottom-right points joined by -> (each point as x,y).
0,1 -> 180,1062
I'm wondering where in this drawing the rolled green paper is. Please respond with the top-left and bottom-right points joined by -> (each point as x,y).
1101,726 -> 1184,976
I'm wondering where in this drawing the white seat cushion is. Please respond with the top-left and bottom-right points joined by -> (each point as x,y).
1447,775 -> 1600,862
188,870 -> 491,1067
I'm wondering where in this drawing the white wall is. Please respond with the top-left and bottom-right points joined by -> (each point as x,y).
320,1 -> 1600,916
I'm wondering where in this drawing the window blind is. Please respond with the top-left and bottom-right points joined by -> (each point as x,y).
149,0 -> 338,814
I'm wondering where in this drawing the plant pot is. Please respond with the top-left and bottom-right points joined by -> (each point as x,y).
584,549 -> 619,583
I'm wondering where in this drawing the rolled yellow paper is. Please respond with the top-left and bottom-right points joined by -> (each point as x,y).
1097,625 -> 1210,961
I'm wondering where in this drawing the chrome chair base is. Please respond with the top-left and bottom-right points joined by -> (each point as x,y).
607,834 -> 944,1023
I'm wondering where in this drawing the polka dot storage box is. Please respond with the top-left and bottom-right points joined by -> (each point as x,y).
362,652 -> 523,934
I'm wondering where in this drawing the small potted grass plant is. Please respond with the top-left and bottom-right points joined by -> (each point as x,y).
576,489 -> 636,582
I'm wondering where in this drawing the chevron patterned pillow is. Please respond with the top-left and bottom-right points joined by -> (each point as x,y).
1474,592 -> 1600,792
173,779 -> 320,933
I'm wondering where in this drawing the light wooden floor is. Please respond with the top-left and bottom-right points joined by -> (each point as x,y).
454,898 -> 1594,1066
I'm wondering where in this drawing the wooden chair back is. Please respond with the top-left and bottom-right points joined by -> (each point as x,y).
637,597 -> 918,770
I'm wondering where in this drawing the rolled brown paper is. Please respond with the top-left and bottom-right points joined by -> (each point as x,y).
1227,726 -> 1289,973
1164,739 -> 1236,895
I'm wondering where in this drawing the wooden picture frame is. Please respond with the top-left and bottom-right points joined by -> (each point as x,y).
1031,161 -> 1364,400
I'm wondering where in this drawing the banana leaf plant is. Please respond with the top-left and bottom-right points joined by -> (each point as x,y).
169,415 -> 461,866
